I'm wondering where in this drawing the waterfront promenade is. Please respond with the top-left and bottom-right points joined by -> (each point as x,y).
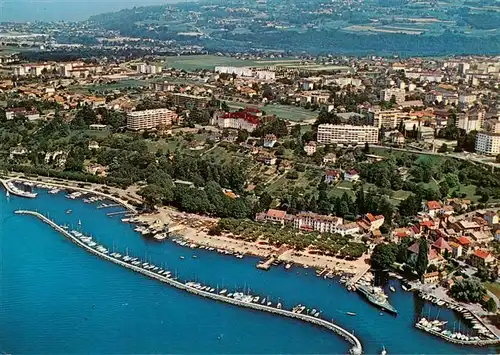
2,177 -> 137,213
15,209 -> 363,355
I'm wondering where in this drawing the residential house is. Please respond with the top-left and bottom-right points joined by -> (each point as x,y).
455,236 -> 472,255
344,170 -> 360,182
324,169 -> 341,184
425,201 -> 442,217
469,249 -> 496,268
432,237 -> 452,255
256,154 -> 277,165
482,211 -> 499,227
323,153 -> 337,164
422,271 -> 440,284
358,213 -> 385,232
263,134 -> 277,148
257,209 -> 287,225
391,227 -> 412,242
448,241 -> 463,258
304,141 -> 317,156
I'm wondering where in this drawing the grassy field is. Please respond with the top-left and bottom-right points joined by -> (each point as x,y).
227,101 -> 317,122
484,282 -> 500,299
160,55 -> 351,72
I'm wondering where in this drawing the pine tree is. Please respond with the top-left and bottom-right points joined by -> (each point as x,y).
416,239 -> 429,277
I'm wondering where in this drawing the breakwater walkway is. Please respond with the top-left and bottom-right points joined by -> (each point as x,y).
15,209 -> 363,355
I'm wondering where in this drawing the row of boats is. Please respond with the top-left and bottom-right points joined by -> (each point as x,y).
172,238 -> 245,259
5,181 -> 37,198
67,227 -> 329,323
419,293 -> 498,341
416,318 -> 490,342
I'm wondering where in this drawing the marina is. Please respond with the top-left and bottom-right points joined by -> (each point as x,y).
14,209 -> 363,355
1,182 -> 498,354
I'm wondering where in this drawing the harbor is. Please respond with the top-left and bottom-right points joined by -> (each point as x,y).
1,182 -> 499,354
15,209 -> 363,355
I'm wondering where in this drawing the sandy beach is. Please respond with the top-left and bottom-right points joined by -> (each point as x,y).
137,207 -> 369,274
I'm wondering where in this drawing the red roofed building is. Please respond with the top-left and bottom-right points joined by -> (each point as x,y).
432,237 -> 452,255
455,236 -> 472,254
344,169 -> 360,182
360,213 -> 385,231
425,201 -> 442,217
325,169 -> 341,184
213,108 -> 261,132
470,249 -> 495,268
264,209 -> 287,225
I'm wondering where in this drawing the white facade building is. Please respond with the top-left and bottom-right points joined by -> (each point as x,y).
475,132 -> 500,155
317,124 -> 379,145
380,88 -> 406,103
127,108 -> 178,130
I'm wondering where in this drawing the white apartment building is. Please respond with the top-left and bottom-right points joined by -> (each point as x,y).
317,124 -> 379,145
372,109 -> 401,129
127,108 -> 178,131
293,212 -> 343,234
380,88 -> 406,104
475,132 -> 500,155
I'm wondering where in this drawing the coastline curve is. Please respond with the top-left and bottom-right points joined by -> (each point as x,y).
15,209 -> 363,355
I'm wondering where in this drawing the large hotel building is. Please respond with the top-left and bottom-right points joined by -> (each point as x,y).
317,124 -> 379,145
127,108 -> 178,131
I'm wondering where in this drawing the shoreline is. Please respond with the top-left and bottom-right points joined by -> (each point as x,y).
16,209 -> 363,355
135,207 -> 368,274
1,175 -> 139,213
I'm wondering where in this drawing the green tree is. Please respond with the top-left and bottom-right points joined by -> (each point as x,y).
139,184 -> 164,208
416,239 -> 429,277
485,298 -> 497,313
371,243 -> 396,270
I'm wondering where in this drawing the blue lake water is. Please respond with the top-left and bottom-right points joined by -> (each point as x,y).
0,187 -> 498,354
0,0 -> 177,22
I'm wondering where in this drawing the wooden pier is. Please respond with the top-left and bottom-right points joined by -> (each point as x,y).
15,209 -> 363,355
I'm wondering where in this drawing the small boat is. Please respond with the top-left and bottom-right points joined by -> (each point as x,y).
180,256 -> 185,259
66,209 -> 72,214
6,190 -> 9,197
346,312 -> 357,316
390,286 -> 396,292
192,255 -> 197,259
381,345 -> 387,355
285,263 -> 292,270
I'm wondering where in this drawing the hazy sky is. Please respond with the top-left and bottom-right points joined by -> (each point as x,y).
0,0 -> 187,22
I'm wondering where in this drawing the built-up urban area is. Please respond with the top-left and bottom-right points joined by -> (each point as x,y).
1,50 -> 500,339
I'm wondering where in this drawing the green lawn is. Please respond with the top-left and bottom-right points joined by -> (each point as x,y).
484,282 -> 500,300
145,137 -> 184,153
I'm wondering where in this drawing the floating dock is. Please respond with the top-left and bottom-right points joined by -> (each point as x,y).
15,210 -> 363,355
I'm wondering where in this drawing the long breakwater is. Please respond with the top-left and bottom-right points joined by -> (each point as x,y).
15,210 -> 363,355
